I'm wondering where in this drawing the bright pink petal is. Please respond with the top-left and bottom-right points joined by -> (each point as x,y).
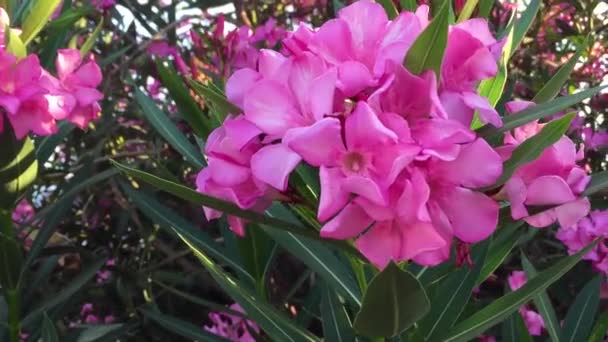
337,61 -> 375,97
250,144 -> 301,191
243,80 -> 302,135
342,175 -> 386,206
318,166 -> 350,222
462,92 -> 502,127
207,157 -> 251,186
504,176 -> 529,220
56,49 -> 82,79
438,187 -> 499,242
355,221 -> 399,269
226,68 -> 260,108
284,118 -> 345,167
308,69 -> 337,121
525,176 -> 576,205
321,202 -> 373,239
345,101 -> 397,149
555,198 -> 590,228
310,19 -> 354,64
399,221 -> 447,260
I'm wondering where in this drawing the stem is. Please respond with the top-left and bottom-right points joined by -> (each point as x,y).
350,258 -> 368,293
6,289 -> 20,342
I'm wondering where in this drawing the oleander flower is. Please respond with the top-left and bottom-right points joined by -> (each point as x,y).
204,304 -> 260,342
508,271 -> 545,336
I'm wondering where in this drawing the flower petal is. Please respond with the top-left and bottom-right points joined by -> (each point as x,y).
321,202 -> 373,239
250,144 -> 301,191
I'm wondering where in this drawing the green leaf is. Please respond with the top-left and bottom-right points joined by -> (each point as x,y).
111,161 -> 360,255
265,205 -> 362,307
476,85 -> 606,139
42,313 -> 60,342
588,310 -> 608,342
121,185 -> 254,283
175,231 -> 320,342
477,221 -> 524,285
20,0 -> 62,45
508,0 -> 540,59
443,241 -> 597,342
484,113 -> 575,190
0,210 -> 23,290
75,324 -> 124,342
457,0 -> 479,22
140,308 -> 229,342
47,6 -> 92,30
0,120 -> 38,208
560,276 -> 601,342
237,226 -> 276,294
404,0 -> 449,77
583,170 -> 608,196
502,311 -> 533,342
478,0 -> 494,18
377,0 -> 398,19
353,263 -> 430,337
532,44 -> 587,104
79,18 -> 103,57
156,61 -> 212,138
134,89 -> 206,169
521,253 -> 561,342
321,288 -> 356,342
5,27 -> 26,58
418,240 -> 490,341
188,79 -> 240,123
22,258 -> 106,327
400,0 -> 417,11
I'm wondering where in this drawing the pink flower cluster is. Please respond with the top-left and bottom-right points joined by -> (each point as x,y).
197,0 -> 507,268
496,101 -> 591,229
204,304 -> 259,342
556,210 -> 608,274
508,271 -> 545,336
195,0 -> 591,268
0,8 -> 103,139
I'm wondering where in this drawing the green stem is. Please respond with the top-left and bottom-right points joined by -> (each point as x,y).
350,258 -> 368,293
6,289 -> 20,342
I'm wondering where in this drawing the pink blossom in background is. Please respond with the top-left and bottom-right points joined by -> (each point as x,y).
12,199 -> 35,224
90,0 -> 115,11
204,304 -> 259,342
496,101 -> 591,229
557,210 -> 608,274
508,271 -> 545,336
478,336 -> 496,342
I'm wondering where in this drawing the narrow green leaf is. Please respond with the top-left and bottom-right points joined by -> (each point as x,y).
42,313 -> 60,342
477,85 -> 607,139
477,221 -> 524,285
111,161 -> 361,256
443,242 -> 597,342
588,310 -> 608,342
377,0 -> 398,19
237,225 -> 276,294
188,79 -> 240,122
457,0 -> 479,22
583,170 -> 608,196
156,62 -> 212,138
532,45 -> 586,104
400,0 -> 417,11
121,185 -> 254,283
502,311 -> 533,342
485,113 -> 575,190
5,27 -> 26,58
134,89 -> 206,169
22,258 -> 106,327
521,254 -> 561,342
419,239 -> 490,341
79,18 -> 103,57
560,276 -> 601,342
20,0 -> 62,45
321,288 -> 356,342
478,0 -> 494,18
404,0 -> 449,77
0,120 -> 38,208
508,0 -> 540,59
75,324 -> 124,342
0,210 -> 23,290
47,6 -> 92,30
353,263 -> 430,337
141,308 -> 229,342
176,231 -> 320,342
265,205 -> 362,307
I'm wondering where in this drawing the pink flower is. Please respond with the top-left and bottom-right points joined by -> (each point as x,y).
12,199 -> 35,224
496,101 -> 591,228
508,271 -> 545,336
557,210 -> 608,275
90,0 -> 115,11
439,19 -> 505,128
309,0 -> 427,96
478,336 -> 496,342
0,7 -> 9,50
204,304 -> 259,342
147,40 -> 178,57
52,49 -> 103,128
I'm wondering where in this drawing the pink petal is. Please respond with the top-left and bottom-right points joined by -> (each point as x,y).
398,221 -> 447,261
207,157 -> 251,187
555,198 -> 590,228
462,92 -> 502,127
258,49 -> 291,81
72,61 -> 102,88
337,61 -> 375,97
438,187 -> 499,243
396,169 -> 431,222
342,175 -> 386,206
250,144 -> 301,191
318,166 -> 350,222
308,69 -> 337,121
310,19 -> 354,64
56,49 -> 82,79
289,52 -> 327,113
338,0 -> 387,64
504,176 -> 529,220
355,221 -> 399,269
345,101 -> 397,149
320,202 -> 373,239
226,68 -> 260,108
525,176 -> 576,205
243,80 -> 302,135
284,118 -> 345,167
227,216 -> 247,237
